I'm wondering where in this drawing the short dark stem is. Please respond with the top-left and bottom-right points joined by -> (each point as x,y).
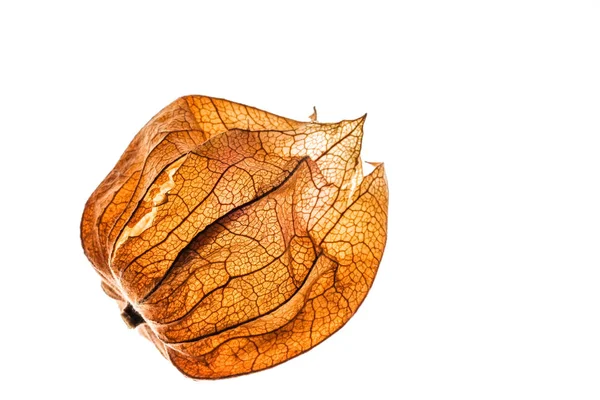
121,303 -> 145,328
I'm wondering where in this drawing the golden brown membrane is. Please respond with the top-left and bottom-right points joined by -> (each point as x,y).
81,96 -> 388,379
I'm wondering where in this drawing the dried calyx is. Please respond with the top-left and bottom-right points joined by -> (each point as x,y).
81,95 -> 388,379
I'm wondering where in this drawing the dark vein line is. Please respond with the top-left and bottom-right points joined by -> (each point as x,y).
139,157 -> 310,302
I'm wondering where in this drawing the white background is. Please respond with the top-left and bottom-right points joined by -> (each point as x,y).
1,1 -> 599,399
